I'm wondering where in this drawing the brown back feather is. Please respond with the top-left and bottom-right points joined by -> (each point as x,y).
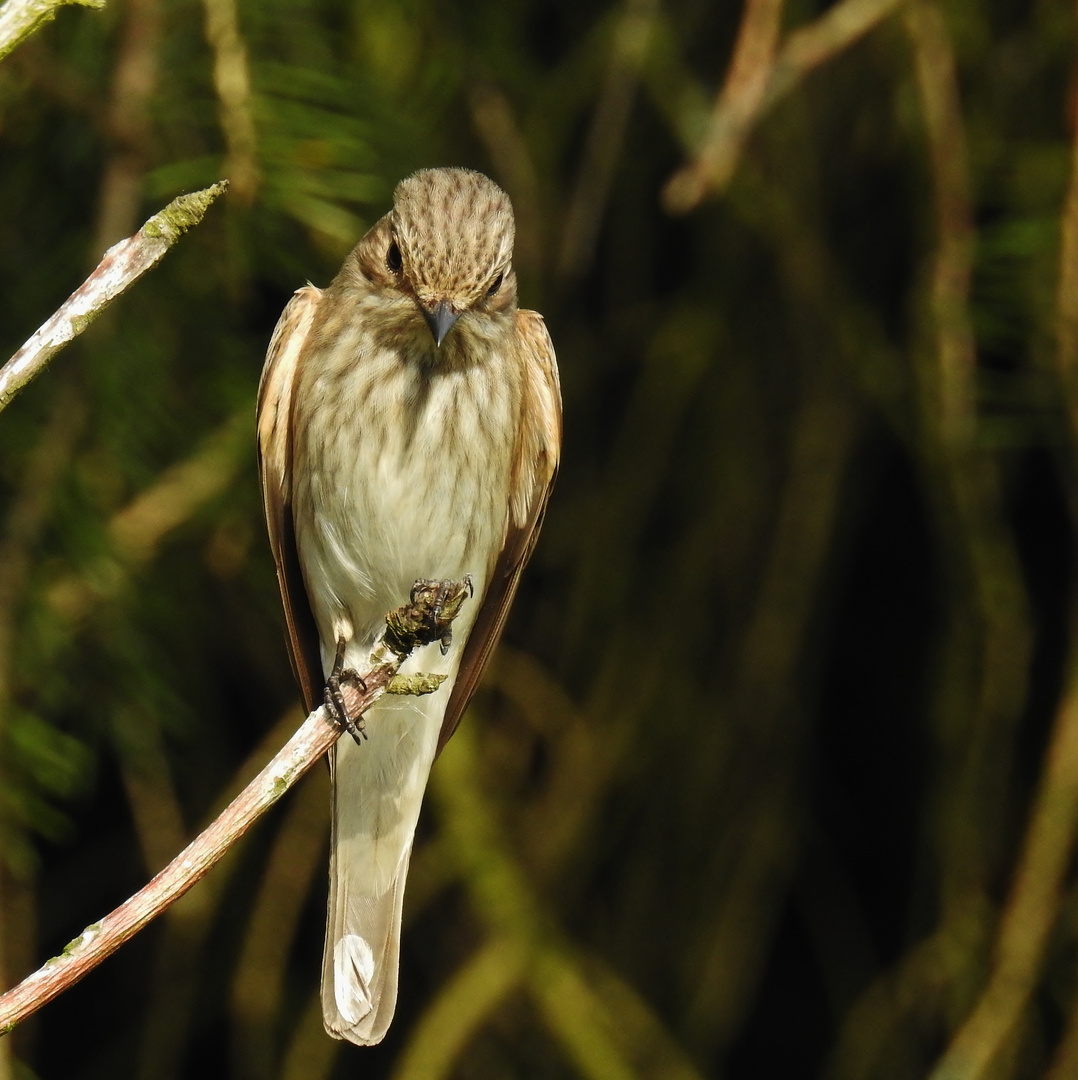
256,285 -> 326,714
437,309 -> 562,752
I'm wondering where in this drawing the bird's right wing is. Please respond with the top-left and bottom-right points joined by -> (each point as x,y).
256,284 -> 325,713
437,308 -> 562,752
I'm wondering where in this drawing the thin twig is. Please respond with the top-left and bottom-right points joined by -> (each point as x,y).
468,84 -> 543,276
90,0 -> 161,255
131,705 -> 303,1080
556,0 -> 659,281
427,723 -> 701,1080
1055,19 -> 1078,445
979,15 -> 1078,1080
229,768 -> 327,1078
0,181 -> 228,415
1043,29 -> 1078,1080
0,578 -> 471,1034
905,0 -> 1031,936
905,0 -> 975,449
201,0 -> 259,204
663,0 -> 906,213
0,0 -> 103,62
903,3 -> 1039,1074
928,630 -> 1078,1080
661,0 -> 784,212
44,407 -> 250,627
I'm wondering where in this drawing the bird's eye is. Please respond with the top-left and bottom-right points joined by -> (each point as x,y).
486,272 -> 503,297
386,241 -> 402,274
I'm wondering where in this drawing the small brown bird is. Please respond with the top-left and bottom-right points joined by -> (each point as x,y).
256,168 -> 561,1045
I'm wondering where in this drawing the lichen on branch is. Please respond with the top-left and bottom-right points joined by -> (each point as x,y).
0,181 -> 228,416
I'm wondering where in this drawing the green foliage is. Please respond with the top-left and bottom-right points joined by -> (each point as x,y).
0,0 -> 1077,1077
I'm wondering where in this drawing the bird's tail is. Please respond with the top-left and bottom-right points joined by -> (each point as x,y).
320,694 -> 440,1045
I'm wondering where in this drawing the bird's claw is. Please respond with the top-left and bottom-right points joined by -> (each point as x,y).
385,577 -> 473,659
324,636 -> 367,745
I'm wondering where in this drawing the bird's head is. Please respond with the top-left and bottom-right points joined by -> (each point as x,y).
352,168 -> 517,349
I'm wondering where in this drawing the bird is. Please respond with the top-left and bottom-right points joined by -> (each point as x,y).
255,167 -> 561,1045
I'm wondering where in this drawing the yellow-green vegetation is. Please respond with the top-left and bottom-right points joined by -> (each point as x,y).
0,0 -> 1075,1078
385,673 -> 448,696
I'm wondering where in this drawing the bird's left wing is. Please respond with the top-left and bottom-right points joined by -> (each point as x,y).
437,308 -> 562,752
256,284 -> 325,713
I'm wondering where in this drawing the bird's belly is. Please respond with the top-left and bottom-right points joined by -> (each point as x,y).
294,354 -> 516,665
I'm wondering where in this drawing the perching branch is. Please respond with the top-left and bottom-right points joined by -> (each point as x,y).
0,0 -> 103,62
0,181 -> 228,415
0,577 -> 472,1035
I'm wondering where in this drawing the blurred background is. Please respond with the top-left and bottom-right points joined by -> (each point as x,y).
0,0 -> 1076,1077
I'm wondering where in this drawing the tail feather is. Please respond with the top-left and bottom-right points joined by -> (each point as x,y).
320,694 -> 441,1045
322,841 -> 412,1042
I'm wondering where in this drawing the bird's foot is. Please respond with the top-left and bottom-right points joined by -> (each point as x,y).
324,636 -> 367,745
385,577 -> 473,659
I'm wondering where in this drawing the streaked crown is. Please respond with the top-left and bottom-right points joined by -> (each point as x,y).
391,168 -> 514,308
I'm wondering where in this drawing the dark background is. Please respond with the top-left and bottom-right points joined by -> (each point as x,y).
0,0 -> 1075,1077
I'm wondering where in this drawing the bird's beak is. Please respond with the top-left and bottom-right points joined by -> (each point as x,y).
421,300 -> 461,348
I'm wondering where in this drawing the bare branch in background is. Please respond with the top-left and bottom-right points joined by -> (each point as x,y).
902,4 -> 1041,1075
0,578 -> 472,1035
0,0 -> 103,62
134,705 -> 306,1080
423,722 -> 707,1080
662,0 -> 784,212
0,181 -> 228,416
954,15 -> 1078,1080
1055,22 -> 1078,447
468,84 -> 543,276
229,769 -> 328,1078
903,0 -> 1031,931
556,0 -> 659,281
685,365 -> 858,1054
1045,31 -> 1078,1077
90,0 -> 161,255
905,0 -> 975,449
201,0 -> 259,204
929,634 -> 1078,1080
663,0 -> 906,213
0,383 -> 85,1080
39,406 -> 248,621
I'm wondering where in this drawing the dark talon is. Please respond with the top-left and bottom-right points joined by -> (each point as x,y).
385,578 -> 473,660
324,636 -> 367,745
